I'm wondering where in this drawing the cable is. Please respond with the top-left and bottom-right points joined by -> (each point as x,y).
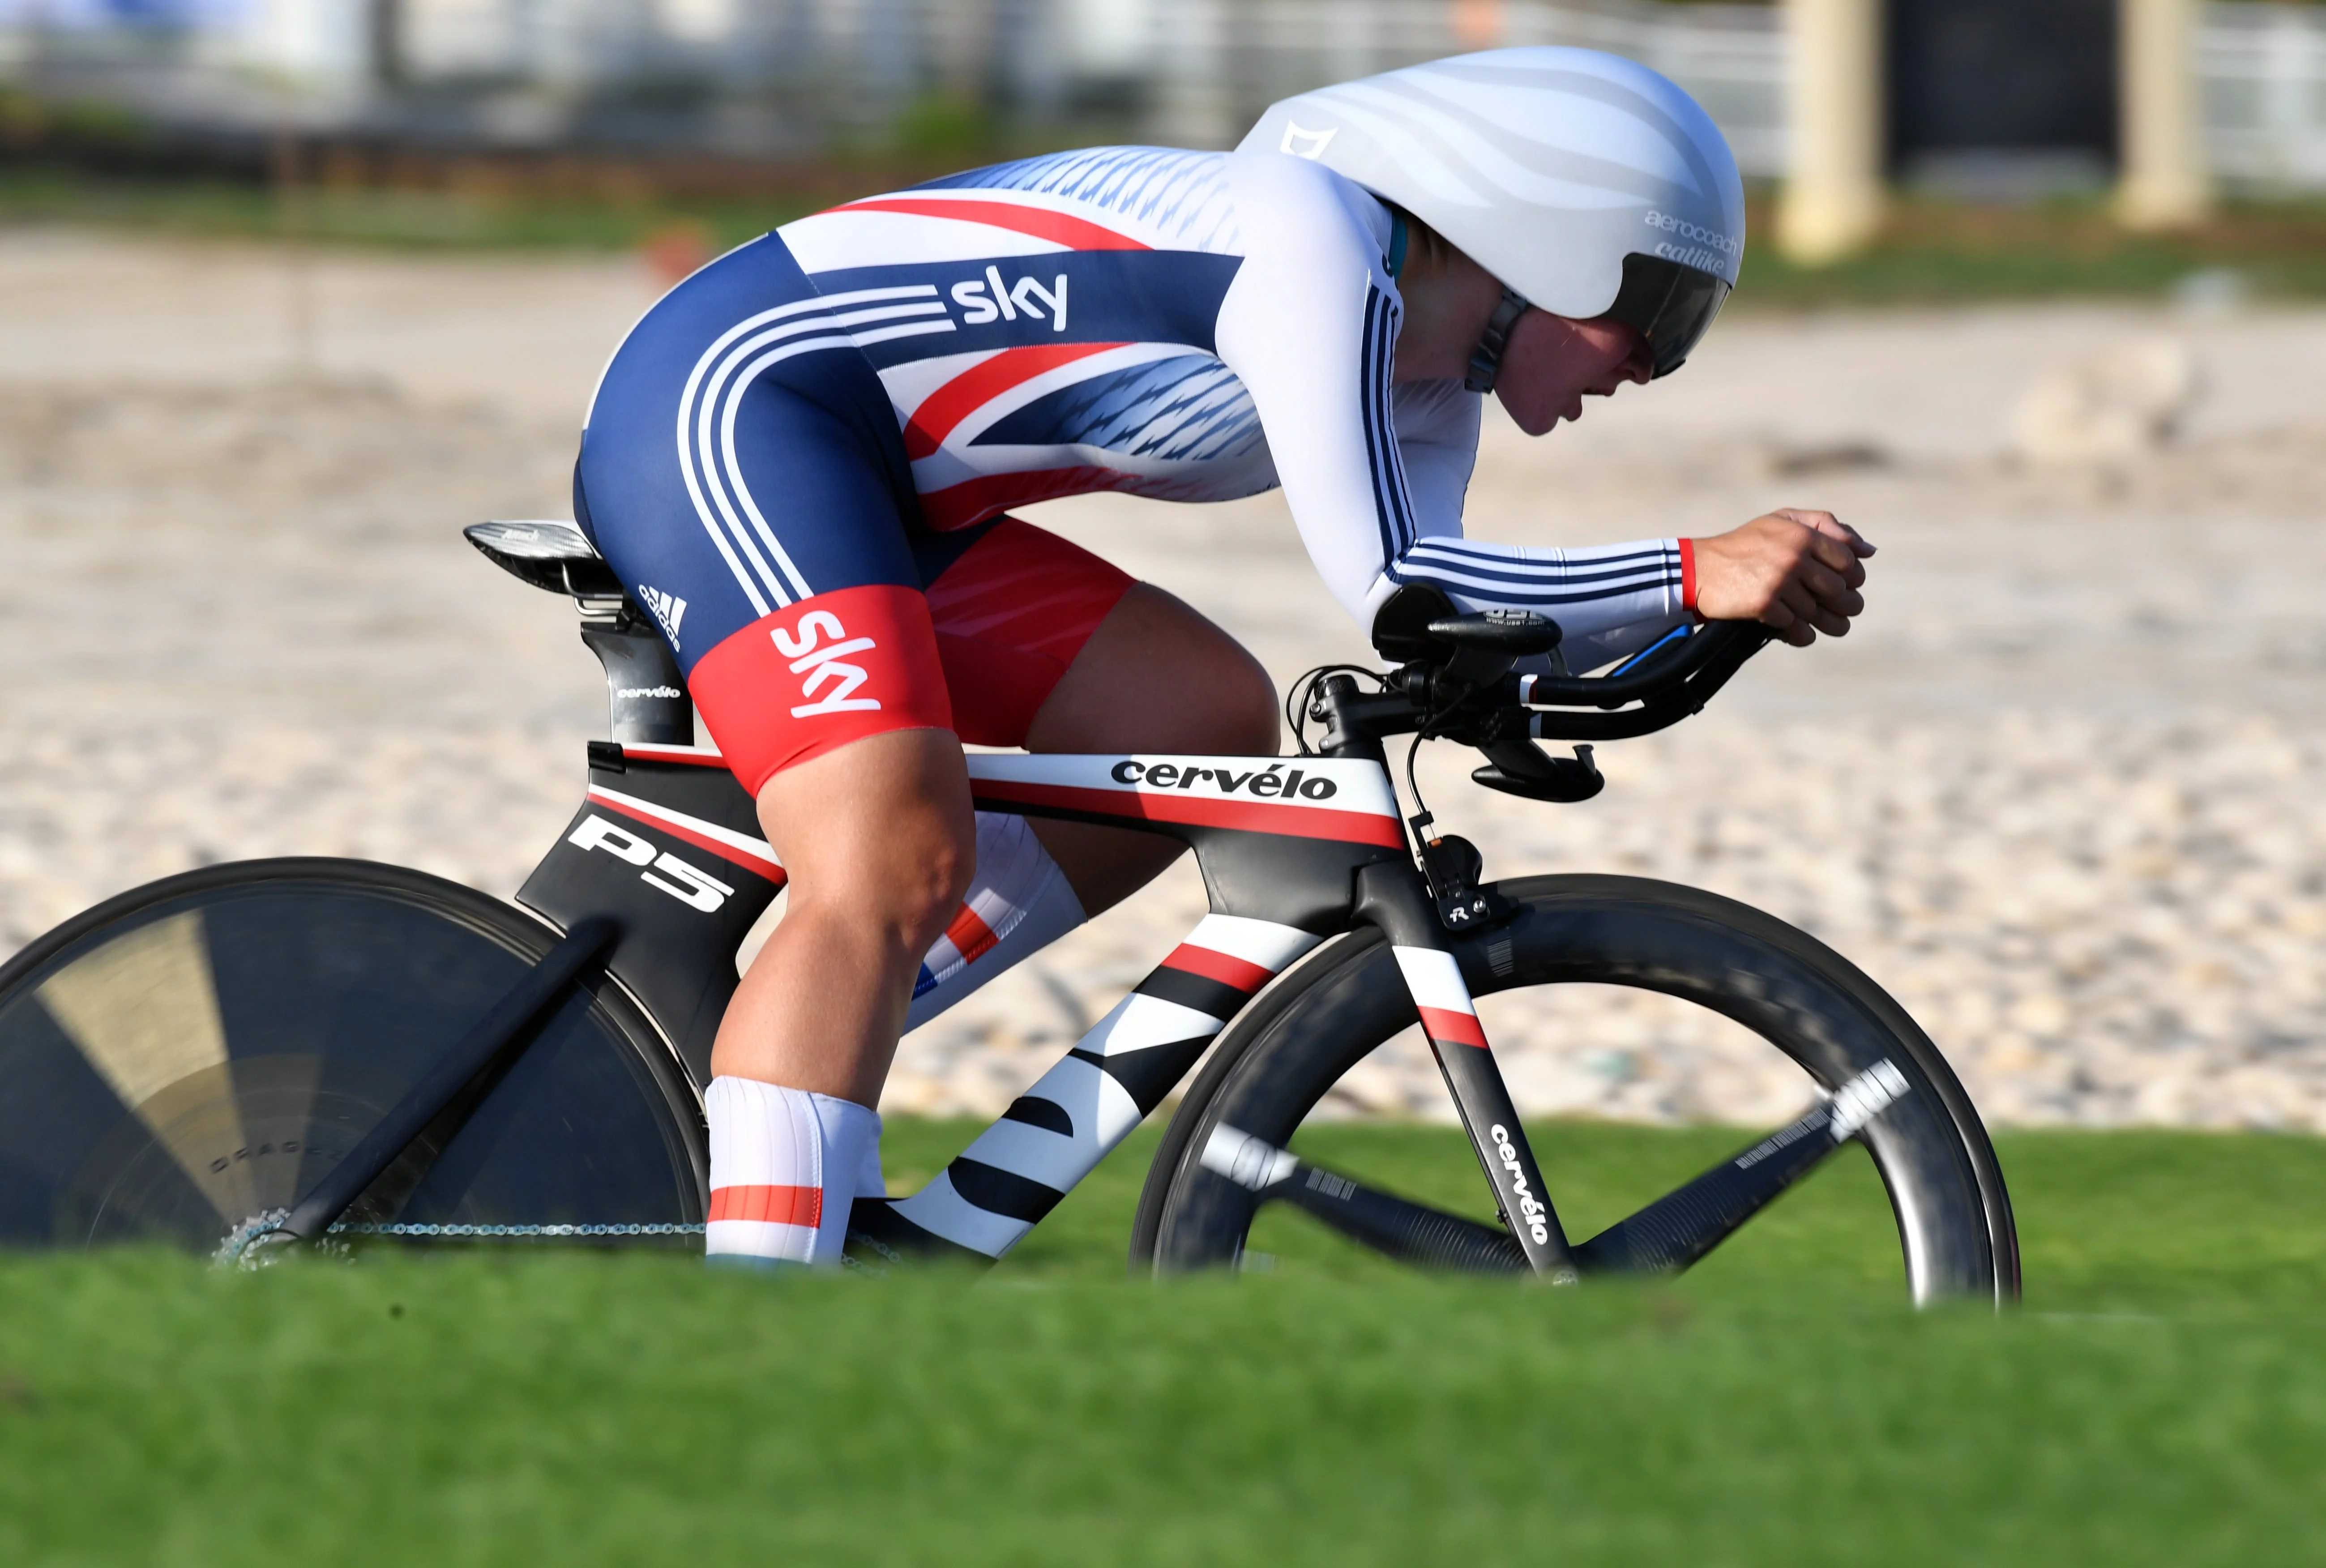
1284,663 -> 1388,756
1402,731 -> 1432,832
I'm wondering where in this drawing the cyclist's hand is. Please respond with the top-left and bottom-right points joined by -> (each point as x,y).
1690,509 -> 1875,647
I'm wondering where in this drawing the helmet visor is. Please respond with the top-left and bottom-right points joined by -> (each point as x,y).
1603,254 -> 1732,379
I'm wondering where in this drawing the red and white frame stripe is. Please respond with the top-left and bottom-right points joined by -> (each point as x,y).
618,741 -> 729,768
1392,945 -> 1490,1050
890,913 -> 1321,1258
965,752 -> 1405,849
584,783 -> 785,884
1172,912 -> 1323,982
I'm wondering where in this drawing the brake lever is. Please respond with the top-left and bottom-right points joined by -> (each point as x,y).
1471,737 -> 1604,803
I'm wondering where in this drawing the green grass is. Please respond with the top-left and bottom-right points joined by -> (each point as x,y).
6,1119 -> 2326,1564
0,164 -> 820,254
1736,192 -> 2326,305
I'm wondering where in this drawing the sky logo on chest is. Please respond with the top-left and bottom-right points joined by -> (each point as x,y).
814,254 -> 1246,361
951,265 -> 1069,329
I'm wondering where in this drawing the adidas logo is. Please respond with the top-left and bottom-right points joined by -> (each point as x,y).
639,585 -> 688,646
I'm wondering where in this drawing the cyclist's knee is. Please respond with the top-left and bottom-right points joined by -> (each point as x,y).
1027,585 -> 1280,757
1164,633 -> 1280,756
755,728 -> 975,957
1206,653 -> 1281,755
881,806 -> 976,949
783,800 -> 970,959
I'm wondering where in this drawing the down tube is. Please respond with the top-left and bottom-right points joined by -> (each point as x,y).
868,914 -> 1323,1259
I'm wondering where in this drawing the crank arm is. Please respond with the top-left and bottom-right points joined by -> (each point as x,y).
1573,1060 -> 1912,1277
841,1195 -> 996,1274
1201,1125 -> 1527,1273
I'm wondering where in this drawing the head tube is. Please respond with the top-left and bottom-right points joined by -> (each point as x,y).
1603,255 -> 1732,379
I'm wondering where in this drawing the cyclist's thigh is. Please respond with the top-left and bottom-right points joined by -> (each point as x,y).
918,515 -> 1271,752
577,235 -> 950,796
1018,581 -> 1277,755
914,515 -> 1134,748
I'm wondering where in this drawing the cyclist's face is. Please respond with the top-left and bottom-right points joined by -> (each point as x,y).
1495,311 -> 1651,436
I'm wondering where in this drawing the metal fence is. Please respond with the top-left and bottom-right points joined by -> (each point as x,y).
2,0 -> 2325,189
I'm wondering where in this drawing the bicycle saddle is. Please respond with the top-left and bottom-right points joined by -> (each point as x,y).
465,520 -> 626,599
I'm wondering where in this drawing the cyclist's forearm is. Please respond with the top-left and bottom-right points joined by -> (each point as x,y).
1363,535 -> 1695,666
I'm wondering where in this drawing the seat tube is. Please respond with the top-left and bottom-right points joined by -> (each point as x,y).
1354,863 -> 1579,1283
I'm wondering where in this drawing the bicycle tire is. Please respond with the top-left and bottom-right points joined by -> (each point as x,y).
0,858 -> 705,1253
1132,875 -> 2018,1304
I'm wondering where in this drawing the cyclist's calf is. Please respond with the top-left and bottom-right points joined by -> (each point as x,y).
701,728 -> 976,1268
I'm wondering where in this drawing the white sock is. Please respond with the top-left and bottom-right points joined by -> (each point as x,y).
857,1123 -> 885,1202
705,1077 -> 880,1267
902,813 -> 1086,1034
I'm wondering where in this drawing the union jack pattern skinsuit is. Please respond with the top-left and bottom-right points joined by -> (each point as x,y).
574,145 -> 1697,1264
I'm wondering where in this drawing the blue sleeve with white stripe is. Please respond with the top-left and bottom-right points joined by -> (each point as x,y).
1214,152 -> 1690,667
1391,535 -> 1691,669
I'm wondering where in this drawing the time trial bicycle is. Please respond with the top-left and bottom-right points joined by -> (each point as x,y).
0,521 -> 2017,1300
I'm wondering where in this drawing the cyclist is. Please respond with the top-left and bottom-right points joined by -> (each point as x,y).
573,47 -> 1874,1267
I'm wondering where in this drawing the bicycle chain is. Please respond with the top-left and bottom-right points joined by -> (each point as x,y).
327,1221 -> 706,1239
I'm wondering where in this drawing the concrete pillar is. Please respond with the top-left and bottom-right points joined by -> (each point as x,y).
2117,0 -> 2213,229
1778,0 -> 1884,266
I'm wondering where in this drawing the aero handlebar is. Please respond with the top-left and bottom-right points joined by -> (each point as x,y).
1316,619 -> 1773,752
1510,620 -> 1768,711
1511,621 -> 1773,742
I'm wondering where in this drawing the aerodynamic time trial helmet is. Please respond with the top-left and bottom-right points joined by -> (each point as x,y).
1238,47 -> 1745,381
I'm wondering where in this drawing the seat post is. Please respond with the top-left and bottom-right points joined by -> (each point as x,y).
577,599 -> 694,745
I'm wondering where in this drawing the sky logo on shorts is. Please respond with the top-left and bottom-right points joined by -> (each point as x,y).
774,609 -> 882,718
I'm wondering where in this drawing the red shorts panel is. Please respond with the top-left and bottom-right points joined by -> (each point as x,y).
689,584 -> 954,796
926,518 -> 1135,748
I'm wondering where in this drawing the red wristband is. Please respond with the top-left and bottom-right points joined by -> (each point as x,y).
1677,538 -> 1698,611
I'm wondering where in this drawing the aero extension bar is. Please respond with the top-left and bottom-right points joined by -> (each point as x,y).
1513,621 -> 1769,711
1323,621 -> 1774,752
1514,622 -> 1773,743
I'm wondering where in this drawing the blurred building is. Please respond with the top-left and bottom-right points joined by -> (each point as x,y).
0,0 -> 1782,162
0,0 -> 2320,197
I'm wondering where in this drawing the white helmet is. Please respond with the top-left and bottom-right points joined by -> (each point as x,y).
1238,47 -> 1744,381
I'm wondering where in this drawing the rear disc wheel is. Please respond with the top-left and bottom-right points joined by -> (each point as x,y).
0,859 -> 705,1253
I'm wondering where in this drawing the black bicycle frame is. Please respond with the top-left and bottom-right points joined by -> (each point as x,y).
286,551 -> 1775,1273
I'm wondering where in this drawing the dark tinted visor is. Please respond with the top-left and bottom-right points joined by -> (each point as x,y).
1602,253 -> 1732,379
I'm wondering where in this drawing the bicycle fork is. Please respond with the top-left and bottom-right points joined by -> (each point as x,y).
1354,863 -> 1580,1283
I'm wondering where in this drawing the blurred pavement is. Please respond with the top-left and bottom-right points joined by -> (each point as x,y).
4,227 -> 2324,1129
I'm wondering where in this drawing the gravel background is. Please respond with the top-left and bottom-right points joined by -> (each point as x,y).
4,228 -> 2322,1130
